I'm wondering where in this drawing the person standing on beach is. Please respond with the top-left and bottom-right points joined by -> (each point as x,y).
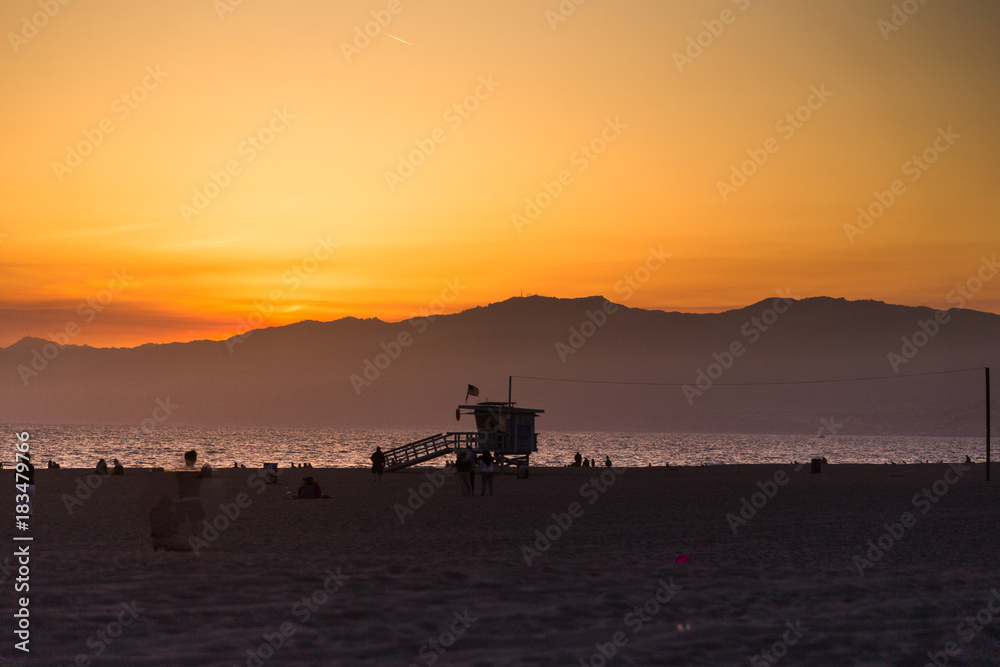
371,446 -> 386,483
605,456 -> 612,468
574,451 -> 582,466
479,451 -> 495,496
466,448 -> 477,495
456,449 -> 471,495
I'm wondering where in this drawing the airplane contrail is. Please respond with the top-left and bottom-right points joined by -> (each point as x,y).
385,33 -> 411,45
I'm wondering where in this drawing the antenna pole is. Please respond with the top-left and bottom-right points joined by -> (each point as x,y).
508,375 -> 512,406
986,367 -> 991,481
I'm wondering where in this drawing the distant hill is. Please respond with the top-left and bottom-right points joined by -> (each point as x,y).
1,296 -> 996,435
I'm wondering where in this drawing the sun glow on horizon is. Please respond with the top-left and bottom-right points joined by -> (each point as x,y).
2,0 -> 999,348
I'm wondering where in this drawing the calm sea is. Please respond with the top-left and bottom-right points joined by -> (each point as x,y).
1,424 -> 983,470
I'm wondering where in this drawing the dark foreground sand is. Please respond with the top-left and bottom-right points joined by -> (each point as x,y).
1,462 -> 999,666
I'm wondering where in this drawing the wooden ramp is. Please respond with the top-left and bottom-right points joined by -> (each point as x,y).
384,432 -> 479,472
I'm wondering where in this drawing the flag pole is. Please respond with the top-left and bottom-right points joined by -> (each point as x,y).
508,375 -> 512,406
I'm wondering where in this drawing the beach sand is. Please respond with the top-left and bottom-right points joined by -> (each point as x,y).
1,462 -> 999,665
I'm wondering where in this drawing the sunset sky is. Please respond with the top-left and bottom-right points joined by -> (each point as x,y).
2,0 -> 998,348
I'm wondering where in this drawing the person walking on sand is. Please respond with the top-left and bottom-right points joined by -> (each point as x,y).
479,451 -> 495,496
371,446 -> 386,482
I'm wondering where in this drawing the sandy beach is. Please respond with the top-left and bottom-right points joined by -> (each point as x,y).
2,462 -> 999,666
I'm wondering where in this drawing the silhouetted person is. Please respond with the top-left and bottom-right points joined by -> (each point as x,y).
456,450 -> 472,495
605,456 -> 612,468
297,477 -> 323,498
371,446 -> 386,482
479,451 -> 495,496
112,459 -> 124,475
965,455 -> 972,463
96,458 -> 109,475
574,451 -> 582,467
184,450 -> 197,466
466,448 -> 477,494
583,458 -> 590,468
149,496 -> 193,552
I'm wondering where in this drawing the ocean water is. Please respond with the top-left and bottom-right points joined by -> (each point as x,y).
1,424 -> 984,470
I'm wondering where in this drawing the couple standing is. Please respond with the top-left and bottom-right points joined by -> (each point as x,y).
457,447 -> 494,496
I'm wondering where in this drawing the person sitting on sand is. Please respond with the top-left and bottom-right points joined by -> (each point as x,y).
184,450 -> 197,466
297,476 -> 325,498
96,458 -> 109,475
149,496 -> 193,552
112,459 -> 124,475
371,446 -> 386,482
965,455 -> 972,463
582,457 -> 590,468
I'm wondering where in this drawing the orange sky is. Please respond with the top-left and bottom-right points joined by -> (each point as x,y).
2,0 -> 998,347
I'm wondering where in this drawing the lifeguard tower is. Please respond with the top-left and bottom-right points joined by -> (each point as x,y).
382,401 -> 543,472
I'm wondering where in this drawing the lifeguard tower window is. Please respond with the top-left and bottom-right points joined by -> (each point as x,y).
462,402 -> 543,454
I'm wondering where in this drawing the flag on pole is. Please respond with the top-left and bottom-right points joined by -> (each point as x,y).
467,384 -> 480,397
